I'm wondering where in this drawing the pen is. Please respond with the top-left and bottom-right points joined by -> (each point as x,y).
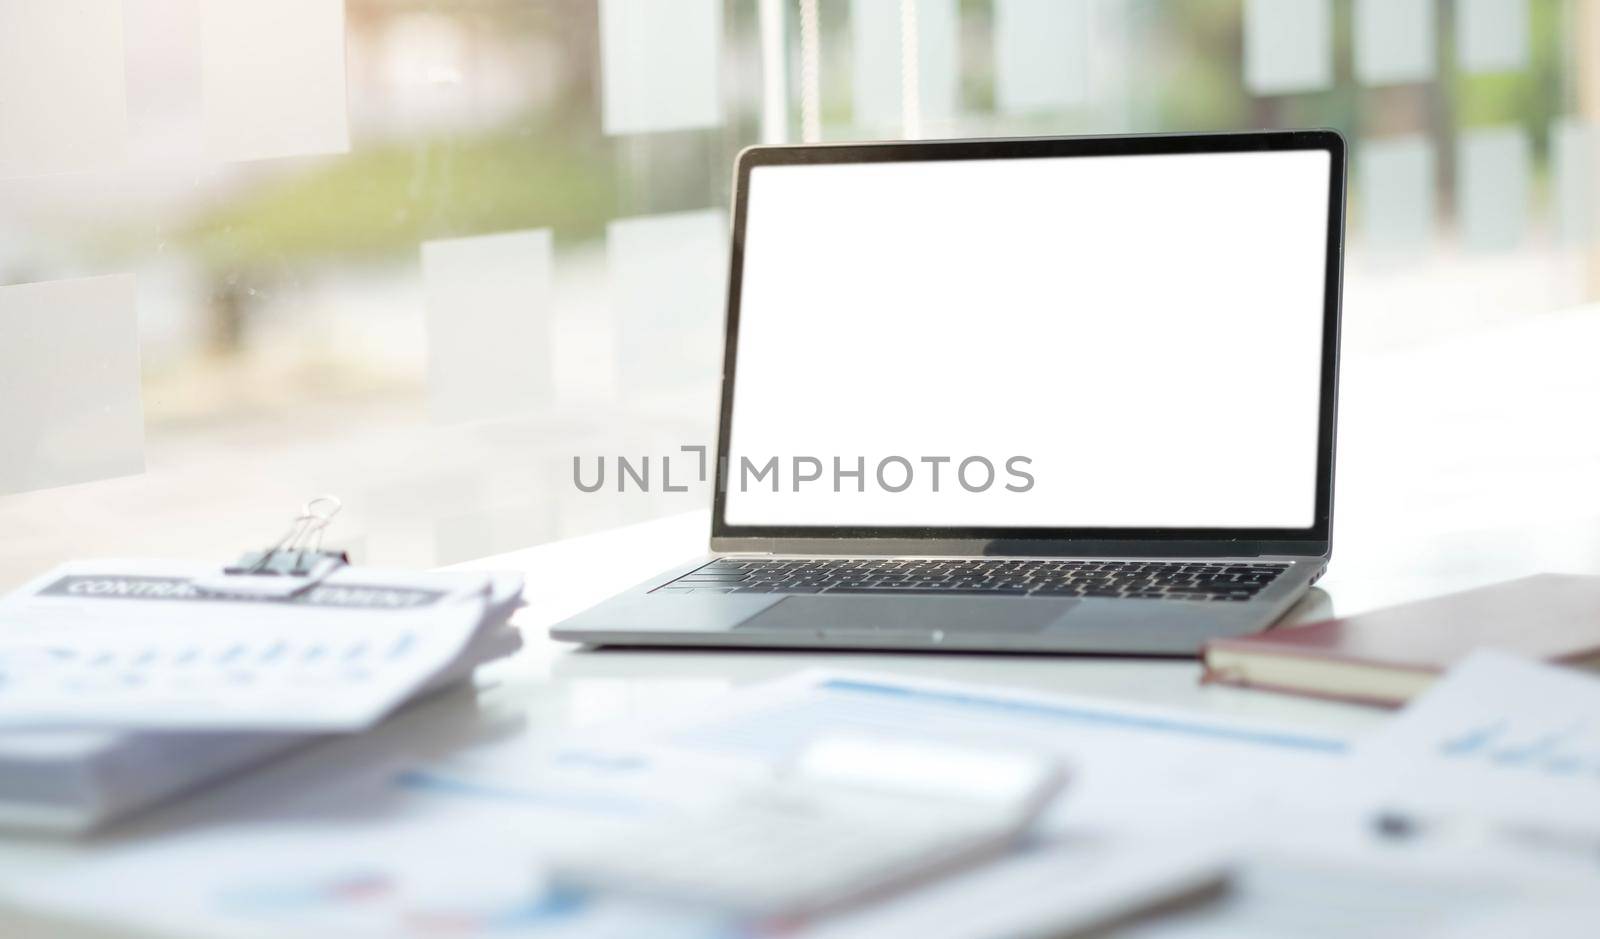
1372,809 -> 1600,866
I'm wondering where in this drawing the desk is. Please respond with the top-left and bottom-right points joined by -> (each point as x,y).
5,306 -> 1600,935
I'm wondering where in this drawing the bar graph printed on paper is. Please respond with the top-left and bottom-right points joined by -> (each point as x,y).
1436,720 -> 1599,779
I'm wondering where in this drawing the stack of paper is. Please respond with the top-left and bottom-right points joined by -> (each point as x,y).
0,560 -> 524,832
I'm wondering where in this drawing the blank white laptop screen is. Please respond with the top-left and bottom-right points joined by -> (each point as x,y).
723,149 -> 1332,530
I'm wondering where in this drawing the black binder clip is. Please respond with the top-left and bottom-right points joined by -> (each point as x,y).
197,496 -> 349,598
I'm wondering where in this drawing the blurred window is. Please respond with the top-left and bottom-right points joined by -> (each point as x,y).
1,0 -> 1597,586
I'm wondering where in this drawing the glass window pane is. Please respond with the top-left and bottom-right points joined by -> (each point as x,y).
0,0 -> 128,179
421,230 -> 554,424
1457,0 -> 1528,74
1553,119 -> 1599,245
994,0 -> 1089,115
1361,135 -> 1436,251
0,276 -> 144,495
1354,0 -> 1435,86
851,0 -> 959,133
599,0 -> 723,135
202,0 -> 350,162
609,209 -> 728,398
1457,126 -> 1529,251
1,0 -> 1596,596
1243,0 -> 1333,95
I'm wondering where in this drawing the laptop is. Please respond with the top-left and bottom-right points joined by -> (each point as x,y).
553,130 -> 1345,655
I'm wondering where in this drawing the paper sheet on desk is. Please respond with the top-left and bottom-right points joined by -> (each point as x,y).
1108,845 -> 1600,939
1,740 -> 1228,939
5,668 -> 1342,939
514,668 -> 1354,838
0,561 -> 519,732
11,754 -> 1595,939
18,668 -> 1600,939
1349,649 -> 1600,834
8,826 -> 1225,939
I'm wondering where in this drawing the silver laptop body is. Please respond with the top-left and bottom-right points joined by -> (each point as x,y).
554,130 -> 1345,655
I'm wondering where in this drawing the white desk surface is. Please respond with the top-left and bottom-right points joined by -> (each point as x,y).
6,305 -> 1600,935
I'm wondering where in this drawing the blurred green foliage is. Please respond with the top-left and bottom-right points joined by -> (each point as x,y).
177,0 -> 1580,275
184,126 -> 617,269
1452,0 -> 1569,163
1151,0 -> 1251,132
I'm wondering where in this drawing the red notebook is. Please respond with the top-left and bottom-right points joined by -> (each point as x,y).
1201,574 -> 1600,707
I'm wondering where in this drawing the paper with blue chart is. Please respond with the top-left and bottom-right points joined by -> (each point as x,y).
14,663 -> 1600,937
1352,650 -> 1600,835
3,669 -> 1341,938
0,560 -> 522,732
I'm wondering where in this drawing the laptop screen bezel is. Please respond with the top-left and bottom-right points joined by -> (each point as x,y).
710,130 -> 1345,558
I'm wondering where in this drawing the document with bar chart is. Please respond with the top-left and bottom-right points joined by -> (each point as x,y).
1354,650 -> 1600,834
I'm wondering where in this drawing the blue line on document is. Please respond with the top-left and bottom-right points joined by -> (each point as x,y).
819,679 -> 1348,753
392,770 -> 653,816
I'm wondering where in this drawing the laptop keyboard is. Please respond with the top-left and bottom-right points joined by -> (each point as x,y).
656,558 -> 1290,602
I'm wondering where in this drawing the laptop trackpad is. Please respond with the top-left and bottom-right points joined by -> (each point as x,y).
736,596 -> 1074,635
